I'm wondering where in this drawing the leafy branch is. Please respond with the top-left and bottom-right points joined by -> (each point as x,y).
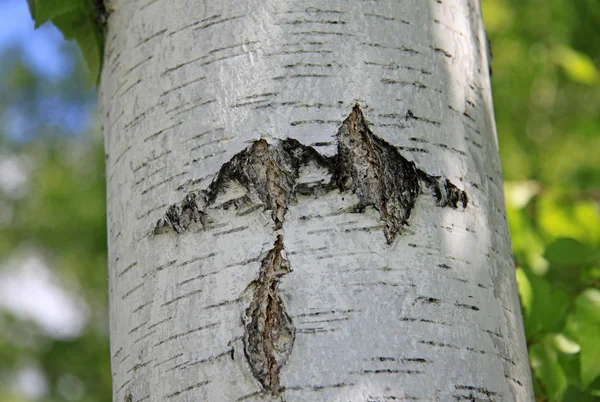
27,0 -> 106,86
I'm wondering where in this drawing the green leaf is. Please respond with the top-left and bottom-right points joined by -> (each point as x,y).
30,0 -> 84,28
568,290 -> 600,387
50,11 -> 104,87
557,352 -> 581,388
544,238 -> 598,266
481,0 -> 514,33
530,343 -> 568,401
519,269 -> 570,337
27,0 -> 104,86
561,386 -> 600,402
544,238 -> 600,291
538,196 -> 600,245
588,376 -> 600,396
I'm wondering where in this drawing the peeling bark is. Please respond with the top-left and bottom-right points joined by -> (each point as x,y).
154,104 -> 469,395
244,235 -> 294,395
155,104 -> 467,243
333,105 -> 467,242
208,139 -> 298,230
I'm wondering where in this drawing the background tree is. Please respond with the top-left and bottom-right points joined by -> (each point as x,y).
483,0 -> 600,400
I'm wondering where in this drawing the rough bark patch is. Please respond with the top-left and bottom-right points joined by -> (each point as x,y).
207,140 -> 297,229
244,235 -> 294,395
154,104 -> 467,241
158,192 -> 206,234
153,103 -> 468,395
333,105 -> 468,242
334,105 -> 421,242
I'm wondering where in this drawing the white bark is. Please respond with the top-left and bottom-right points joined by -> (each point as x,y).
100,0 -> 534,401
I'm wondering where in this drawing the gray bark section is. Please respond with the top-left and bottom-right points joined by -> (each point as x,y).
100,0 -> 534,401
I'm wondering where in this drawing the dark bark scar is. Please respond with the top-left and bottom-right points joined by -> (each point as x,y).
152,103 -> 467,396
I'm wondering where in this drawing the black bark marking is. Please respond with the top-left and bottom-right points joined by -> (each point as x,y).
333,105 -> 465,242
211,140 -> 297,394
454,384 -> 498,398
153,103 -> 468,395
414,296 -> 441,305
455,303 -> 480,311
486,29 -> 493,77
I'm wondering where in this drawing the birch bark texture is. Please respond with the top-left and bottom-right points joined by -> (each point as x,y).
100,0 -> 534,401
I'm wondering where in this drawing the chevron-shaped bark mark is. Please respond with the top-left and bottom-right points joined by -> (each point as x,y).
153,104 -> 468,396
155,104 -> 467,241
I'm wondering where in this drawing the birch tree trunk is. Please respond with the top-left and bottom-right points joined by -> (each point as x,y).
100,0 -> 534,400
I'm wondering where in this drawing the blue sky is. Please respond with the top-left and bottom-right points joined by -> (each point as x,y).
0,0 -> 95,141
0,0 -> 73,80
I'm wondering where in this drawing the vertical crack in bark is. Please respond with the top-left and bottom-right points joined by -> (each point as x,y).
217,140 -> 296,395
244,235 -> 294,396
152,103 -> 469,395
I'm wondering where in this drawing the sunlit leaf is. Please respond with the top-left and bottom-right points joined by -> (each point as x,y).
538,195 -> 600,245
553,334 -> 580,354
552,45 -> 599,86
481,0 -> 514,32
505,181 -> 542,208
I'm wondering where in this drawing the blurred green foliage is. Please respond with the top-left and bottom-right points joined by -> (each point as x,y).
483,0 -> 600,400
0,0 -> 598,400
0,41 -> 110,401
